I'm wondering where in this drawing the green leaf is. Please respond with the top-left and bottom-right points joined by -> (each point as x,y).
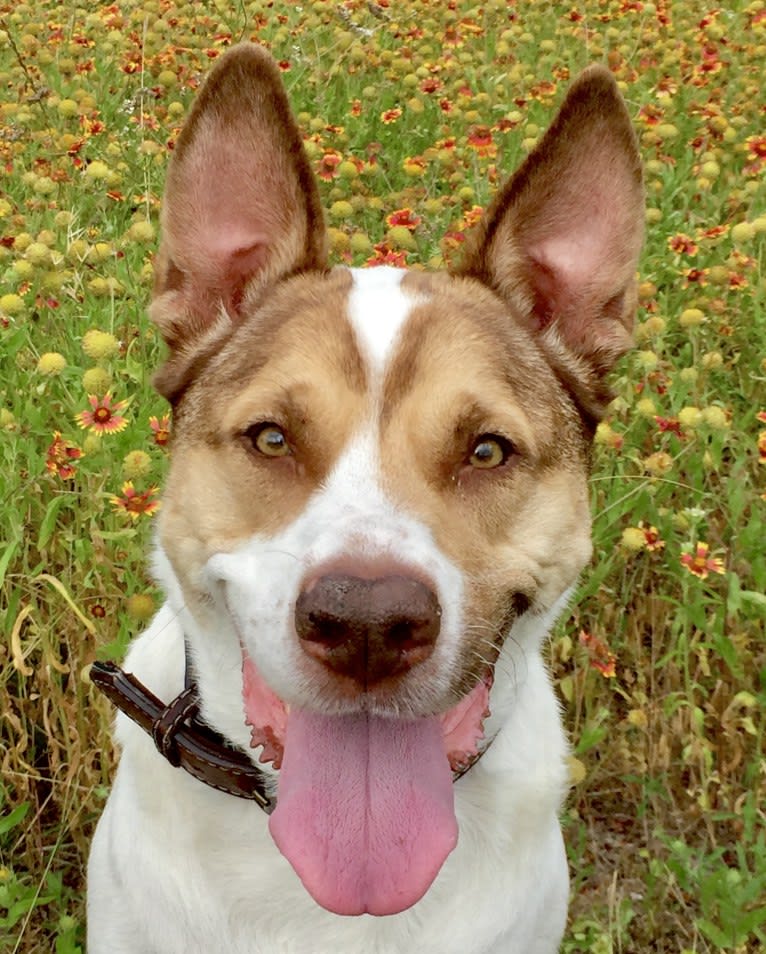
0,539 -> 18,590
738,904 -> 766,934
38,495 -> 69,551
0,801 -> 29,836
697,918 -> 738,947
740,590 -> 766,612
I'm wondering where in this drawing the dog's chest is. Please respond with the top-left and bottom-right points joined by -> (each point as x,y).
102,607 -> 569,954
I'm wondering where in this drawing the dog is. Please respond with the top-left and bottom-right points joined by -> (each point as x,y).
87,44 -> 643,954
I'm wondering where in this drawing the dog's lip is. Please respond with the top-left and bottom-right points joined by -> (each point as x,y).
241,648 -> 493,772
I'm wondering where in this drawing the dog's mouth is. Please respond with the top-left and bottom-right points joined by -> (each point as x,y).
242,652 -> 491,917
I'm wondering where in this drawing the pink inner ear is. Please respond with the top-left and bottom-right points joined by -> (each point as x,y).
224,241 -> 271,280
224,241 -> 272,312
207,229 -> 272,279
523,177 -> 636,334
177,231 -> 271,317
534,215 -> 614,290
526,230 -> 600,330
179,146 -> 278,271
164,135 -> 295,316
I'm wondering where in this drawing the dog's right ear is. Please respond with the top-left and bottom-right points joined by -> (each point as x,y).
151,44 -> 326,397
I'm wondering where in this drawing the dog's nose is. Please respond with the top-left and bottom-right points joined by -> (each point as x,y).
295,573 -> 441,686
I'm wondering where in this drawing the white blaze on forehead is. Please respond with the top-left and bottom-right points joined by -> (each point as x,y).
347,266 -> 425,378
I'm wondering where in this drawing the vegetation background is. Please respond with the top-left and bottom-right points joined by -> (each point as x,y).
0,1 -> 764,951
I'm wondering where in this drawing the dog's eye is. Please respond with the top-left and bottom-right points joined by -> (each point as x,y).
247,423 -> 291,458
468,435 -> 514,469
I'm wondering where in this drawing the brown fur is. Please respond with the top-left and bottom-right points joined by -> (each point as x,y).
160,267 -> 594,700
159,270 -> 365,612
86,46 -> 649,953
149,44 -> 642,707
381,273 -> 593,689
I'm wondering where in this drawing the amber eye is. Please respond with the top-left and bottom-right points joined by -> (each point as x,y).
468,434 -> 514,469
247,423 -> 291,458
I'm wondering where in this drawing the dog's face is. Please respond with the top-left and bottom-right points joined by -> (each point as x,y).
149,46 -> 643,918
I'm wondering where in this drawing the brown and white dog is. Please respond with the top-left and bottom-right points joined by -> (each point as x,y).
87,45 -> 643,954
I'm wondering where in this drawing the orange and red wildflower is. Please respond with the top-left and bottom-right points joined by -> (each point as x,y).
668,233 -> 698,256
642,524 -> 665,552
366,243 -> 408,268
45,432 -> 83,479
149,414 -> 171,447
111,482 -> 160,520
402,155 -> 426,176
680,542 -> 725,579
466,125 -> 496,157
315,151 -> 342,181
579,629 -> 617,678
76,394 -> 129,434
385,208 -> 421,231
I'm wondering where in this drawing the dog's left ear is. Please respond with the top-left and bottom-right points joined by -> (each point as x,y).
151,44 -> 326,386
454,66 -> 644,419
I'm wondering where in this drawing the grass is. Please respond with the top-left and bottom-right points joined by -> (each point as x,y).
0,1 -> 764,951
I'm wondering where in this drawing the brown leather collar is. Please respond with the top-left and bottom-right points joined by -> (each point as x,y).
90,661 -> 274,811
90,658 -> 491,810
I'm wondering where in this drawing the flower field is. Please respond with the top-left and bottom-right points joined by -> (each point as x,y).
1,1 -> 764,951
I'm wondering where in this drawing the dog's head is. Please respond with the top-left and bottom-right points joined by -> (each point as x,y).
149,45 -> 643,917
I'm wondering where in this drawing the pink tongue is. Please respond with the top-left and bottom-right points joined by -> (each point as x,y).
269,708 -> 457,916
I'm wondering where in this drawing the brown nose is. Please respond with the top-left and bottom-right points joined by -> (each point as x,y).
295,573 -> 441,686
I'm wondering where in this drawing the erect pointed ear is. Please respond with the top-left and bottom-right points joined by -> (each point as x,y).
453,66 -> 644,419
150,44 -> 326,354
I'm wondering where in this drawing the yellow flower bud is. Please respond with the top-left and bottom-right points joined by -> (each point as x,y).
635,350 -> 658,371
679,367 -> 698,384
82,329 -> 119,360
125,220 -> 155,243
329,200 -> 354,221
621,527 -> 646,550
37,352 -> 66,375
82,367 -> 112,394
25,242 -> 52,266
85,160 -> 110,180
327,228 -> 350,253
126,593 -> 156,621
387,226 -> 418,251
678,406 -> 701,429
349,232 -> 372,255
0,293 -> 25,315
730,221 -> 755,244
656,123 -> 679,140
122,450 -> 152,479
57,98 -> 80,117
701,406 -> 728,430
643,451 -> 673,476
679,308 -> 705,327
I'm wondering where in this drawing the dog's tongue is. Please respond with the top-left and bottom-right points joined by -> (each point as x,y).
269,708 -> 457,916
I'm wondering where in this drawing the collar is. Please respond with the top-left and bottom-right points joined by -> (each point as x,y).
90,645 -> 491,812
90,659 -> 275,811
